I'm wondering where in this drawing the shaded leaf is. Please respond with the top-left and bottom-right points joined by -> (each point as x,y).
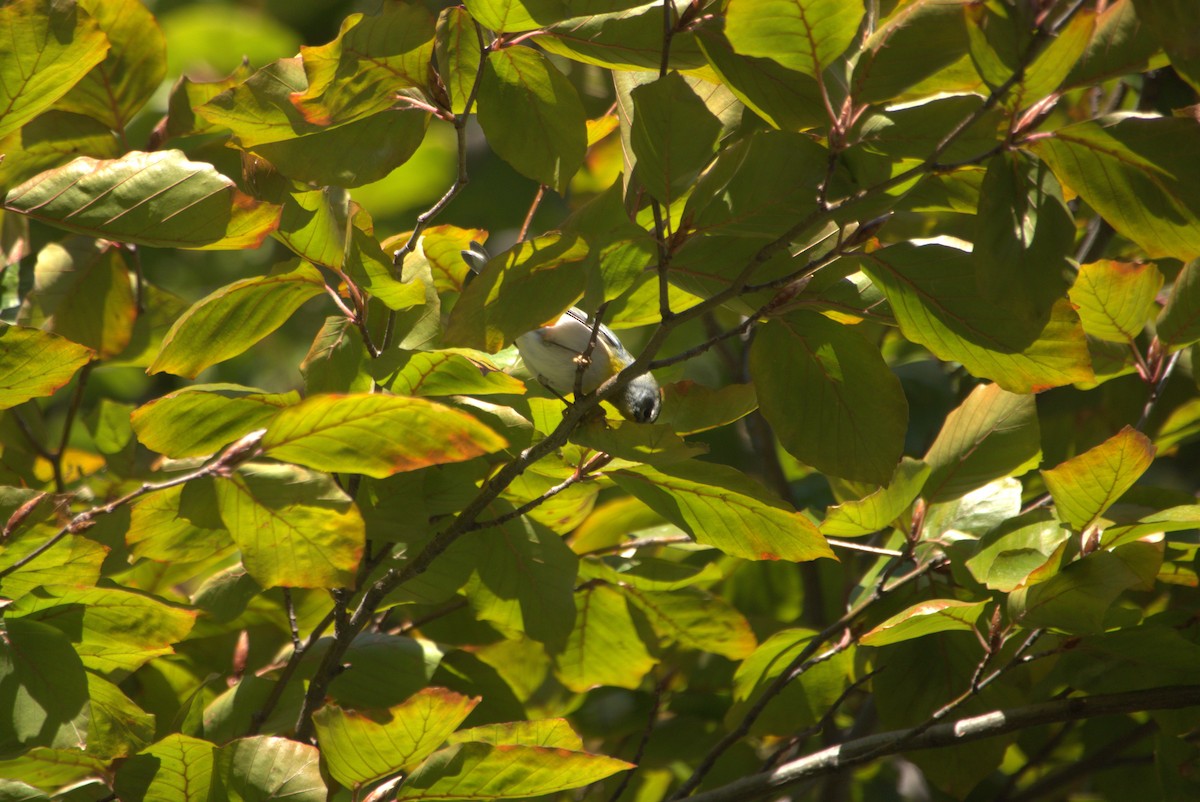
1132,0 -> 1200,93
0,0 -> 109,139
752,312 -> 908,485
1157,258 -> 1200,350
262,393 -> 506,478
661,381 -> 757,435
314,689 -> 478,788
612,461 -> 834,562
149,262 -> 325,378
630,72 -> 721,205
822,458 -> 931,537
436,7 -> 483,115
0,111 -> 120,188
5,150 -> 281,250
477,46 -> 587,192
622,586 -> 757,660
0,325 -> 92,411
0,618 -> 89,753
554,583 -> 657,692
539,5 -> 707,72
328,634 -> 445,709
964,509 -> 1069,592
83,673 -> 155,759
215,465 -> 365,589
1042,426 -> 1155,532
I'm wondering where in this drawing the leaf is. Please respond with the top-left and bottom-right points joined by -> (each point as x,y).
0,110 -> 120,188
132,385 -> 298,459
211,736 -> 326,802
860,599 -> 988,646
477,46 -> 587,192
1069,260 -> 1163,343
857,242 -> 1093,392
0,529 -> 107,601
5,150 -> 281,250
538,4 -> 707,72
327,634 -> 446,709
8,586 -> 197,673
83,673 -> 155,759
0,748 -> 107,794
0,0 -> 109,139
394,741 -> 633,799
727,627 -> 854,736
113,734 -> 216,802
313,689 -> 479,788
18,238 -> 136,358
611,461 -> 834,562
630,72 -> 722,205
127,483 -> 233,564
56,0 -> 166,131
290,3 -> 435,126
301,316 -> 371,395
0,325 -> 92,411
1065,0 -> 1165,88
964,509 -> 1069,592
464,0 -> 569,33
372,350 -> 524,397
1132,0 -> 1200,93
1041,426 -> 1156,532
436,7 -> 483,115
621,586 -> 757,660
725,0 -> 863,78
553,583 -> 657,692
922,383 -> 1042,504
1157,258 -> 1200,350
447,719 -> 582,749
660,381 -> 758,435
444,232 -> 588,352
822,458 -> 931,537
1029,116 -> 1200,262
262,393 -> 506,478
214,465 -> 365,589
0,618 -> 89,753
751,312 -> 909,485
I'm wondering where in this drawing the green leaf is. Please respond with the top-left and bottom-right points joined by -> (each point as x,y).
725,0 -> 863,78
0,748 -> 106,794
5,150 -> 281,250
105,281 -> 189,369
18,238 -> 136,359
1029,116 -> 1200,262
0,0 -> 109,139
0,618 -> 89,753
211,736 -> 326,802
1157,259 -> 1200,350
922,477 -> 1023,540
327,634 -> 446,709
859,599 -> 988,646
629,72 -> 721,205
611,461 -> 834,562
554,583 -> 657,692
447,719 -> 582,749
56,0 -> 165,131
464,0 -> 569,33
194,58 -> 320,147
154,65 -> 254,144
822,457 -> 931,537
373,350 -> 524,397
1131,0 -> 1200,93
148,262 -> 324,378
1069,260 -> 1163,343
0,111 -> 120,188
1065,0 -> 1165,88
0,325 -> 92,411
301,316 -> 371,395
444,232 -> 587,352
113,734 -> 216,802
857,242 -> 1093,392
395,741 -> 633,799
314,689 -> 479,788
83,673 -> 155,759
215,465 -> 365,589
727,627 -> 854,736
751,312 -> 908,485
1009,543 -> 1159,634
697,27 -> 825,132
262,393 -> 506,478
291,3 -> 435,126
8,586 -> 197,673
538,5 -> 707,72
0,529 -> 106,601
127,484 -> 234,564
621,586 -> 757,660
436,7 -> 483,115
852,0 -> 981,103
131,385 -> 298,459
1041,425 -> 1156,532
964,509 -> 1069,592
922,383 -> 1042,504
457,516 -> 578,648
660,381 -> 757,435
571,419 -> 708,467
477,46 -> 587,192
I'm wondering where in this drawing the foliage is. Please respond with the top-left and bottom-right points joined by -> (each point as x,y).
2,0 -> 1200,800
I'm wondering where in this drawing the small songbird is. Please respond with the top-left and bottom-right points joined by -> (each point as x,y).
461,242 -> 662,423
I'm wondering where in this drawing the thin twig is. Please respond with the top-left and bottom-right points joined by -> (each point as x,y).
518,185 -> 547,243
248,608 -> 335,736
578,534 -> 694,557
825,539 -> 904,558
10,408 -> 61,493
283,588 -> 301,650
575,303 -> 611,400
605,669 -> 676,802
1136,348 -> 1181,432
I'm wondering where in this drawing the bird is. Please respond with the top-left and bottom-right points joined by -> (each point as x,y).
460,241 -> 662,423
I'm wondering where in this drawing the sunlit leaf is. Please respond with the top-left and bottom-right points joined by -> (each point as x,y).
553,583 -> 657,692
1069,260 -> 1163,343
0,325 -> 92,411
822,458 -> 931,537
725,0 -> 863,78
215,465 -> 365,589
436,7 -> 483,114
0,0 -> 109,139
698,27 -> 825,131
211,736 -> 326,802
612,461 -> 834,562
1132,0 -> 1200,93
447,719 -> 582,749
314,689 -> 478,788
5,150 -> 281,250
539,4 -> 707,72
622,586 -> 757,659
83,673 -> 155,759
372,350 -> 524,397
113,734 -> 216,802
132,385 -> 298,458
1042,426 -> 1155,532
127,483 -> 233,564
0,528 -> 107,601
860,599 -> 988,646
149,263 -> 325,378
